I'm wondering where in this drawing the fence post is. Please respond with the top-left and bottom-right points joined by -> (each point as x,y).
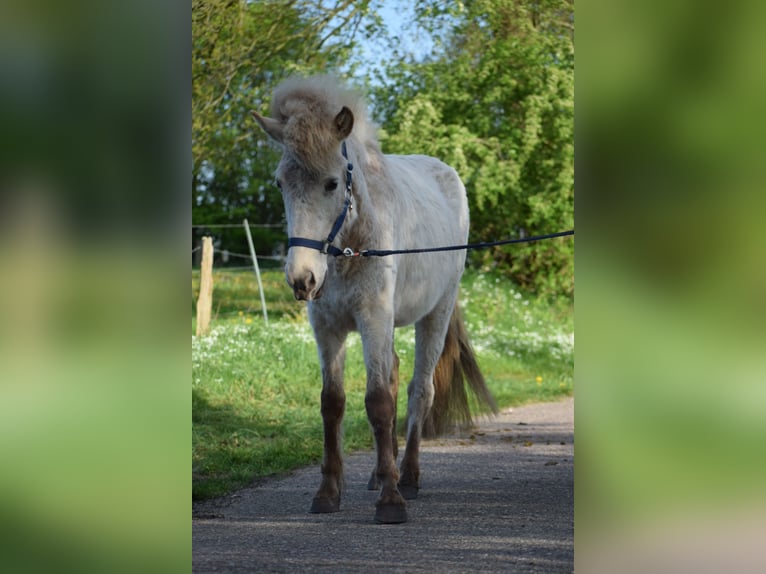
243,219 -> 269,325
195,236 -> 214,336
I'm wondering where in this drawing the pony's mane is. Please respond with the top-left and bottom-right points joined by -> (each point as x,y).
269,75 -> 379,172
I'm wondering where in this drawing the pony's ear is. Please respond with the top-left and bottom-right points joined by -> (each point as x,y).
251,111 -> 284,143
334,106 -> 354,140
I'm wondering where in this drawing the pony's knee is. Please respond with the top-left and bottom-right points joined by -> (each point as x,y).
365,386 -> 395,432
321,386 -> 345,420
408,378 -> 435,415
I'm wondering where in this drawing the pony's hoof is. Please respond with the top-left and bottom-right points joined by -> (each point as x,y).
374,501 -> 408,524
367,471 -> 380,491
398,482 -> 419,500
310,496 -> 340,513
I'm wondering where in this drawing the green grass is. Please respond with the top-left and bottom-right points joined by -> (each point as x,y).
192,268 -> 573,500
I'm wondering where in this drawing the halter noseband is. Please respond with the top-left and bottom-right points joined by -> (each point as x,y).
287,141 -> 354,257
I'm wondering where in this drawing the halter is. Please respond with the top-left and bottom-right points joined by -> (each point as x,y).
287,141 -> 354,257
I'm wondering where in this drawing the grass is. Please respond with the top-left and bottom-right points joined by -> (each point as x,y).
192,267 -> 573,500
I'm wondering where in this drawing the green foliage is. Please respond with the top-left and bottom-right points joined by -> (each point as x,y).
192,0 -> 382,253
373,0 -> 574,297
192,268 -> 573,499
191,268 -> 298,322
192,0 -> 574,296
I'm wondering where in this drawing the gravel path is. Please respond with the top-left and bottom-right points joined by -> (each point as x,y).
193,397 -> 574,573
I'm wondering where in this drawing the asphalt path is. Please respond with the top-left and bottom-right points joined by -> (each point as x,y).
193,397 -> 574,573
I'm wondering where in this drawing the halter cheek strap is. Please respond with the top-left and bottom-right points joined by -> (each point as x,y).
287,141 -> 354,257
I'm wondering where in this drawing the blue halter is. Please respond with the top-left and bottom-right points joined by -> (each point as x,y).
287,141 -> 354,257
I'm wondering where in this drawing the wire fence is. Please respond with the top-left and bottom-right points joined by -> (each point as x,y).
192,223 -> 283,229
190,249 -> 284,263
192,220 -> 286,265
192,220 -> 286,326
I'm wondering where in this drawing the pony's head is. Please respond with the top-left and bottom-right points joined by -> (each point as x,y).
253,77 -> 364,301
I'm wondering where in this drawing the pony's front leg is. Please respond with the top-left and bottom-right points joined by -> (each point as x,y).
362,322 -> 407,524
310,329 -> 347,514
367,348 -> 399,491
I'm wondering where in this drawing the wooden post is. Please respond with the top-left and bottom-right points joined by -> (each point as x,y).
195,236 -> 214,336
243,219 -> 269,325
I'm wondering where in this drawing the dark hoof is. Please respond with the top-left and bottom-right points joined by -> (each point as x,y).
367,472 -> 380,491
374,502 -> 408,524
398,482 -> 419,500
310,496 -> 340,513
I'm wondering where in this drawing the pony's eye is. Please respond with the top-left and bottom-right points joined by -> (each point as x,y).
275,179 -> 282,189
324,179 -> 338,192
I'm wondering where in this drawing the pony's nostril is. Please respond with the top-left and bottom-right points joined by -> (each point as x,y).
290,272 -> 317,300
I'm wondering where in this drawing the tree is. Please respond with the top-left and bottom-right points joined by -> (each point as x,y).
192,0 -> 381,255
373,0 -> 574,297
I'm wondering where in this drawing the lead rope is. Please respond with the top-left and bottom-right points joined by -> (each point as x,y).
341,230 -> 575,258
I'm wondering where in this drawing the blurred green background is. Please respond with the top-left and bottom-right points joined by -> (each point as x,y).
3,0 -> 765,572
0,1 -> 189,572
577,0 -> 766,570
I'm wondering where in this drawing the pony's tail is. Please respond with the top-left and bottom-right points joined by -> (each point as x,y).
423,303 -> 498,438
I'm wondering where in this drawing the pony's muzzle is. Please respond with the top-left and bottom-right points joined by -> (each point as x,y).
287,269 -> 323,301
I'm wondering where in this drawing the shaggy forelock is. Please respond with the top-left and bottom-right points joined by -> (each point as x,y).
268,75 -> 378,173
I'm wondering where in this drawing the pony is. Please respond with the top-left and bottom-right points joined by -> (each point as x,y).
252,75 -> 496,524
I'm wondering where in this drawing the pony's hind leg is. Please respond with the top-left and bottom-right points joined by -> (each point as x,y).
367,348 -> 400,491
310,328 -> 348,514
399,291 -> 458,500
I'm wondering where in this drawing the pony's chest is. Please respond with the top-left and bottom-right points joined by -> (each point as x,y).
314,265 -> 392,316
